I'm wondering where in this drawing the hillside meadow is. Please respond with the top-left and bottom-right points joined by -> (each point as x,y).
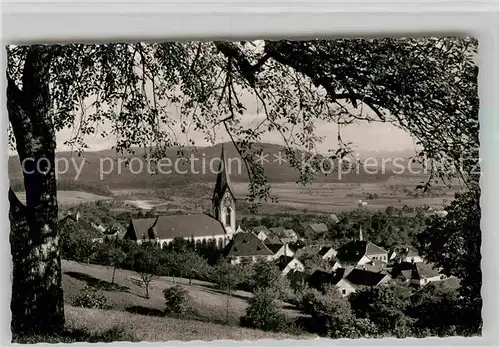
62,260 -> 305,326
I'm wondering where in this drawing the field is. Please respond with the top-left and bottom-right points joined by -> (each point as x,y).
110,175 -> 460,216
62,260 -> 304,327
15,190 -> 112,205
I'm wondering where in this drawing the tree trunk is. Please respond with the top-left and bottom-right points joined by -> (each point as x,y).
145,283 -> 149,298
112,266 -> 117,284
8,46 -> 64,336
189,277 -> 192,286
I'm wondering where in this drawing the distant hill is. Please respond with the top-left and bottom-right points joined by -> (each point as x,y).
9,142 -> 424,191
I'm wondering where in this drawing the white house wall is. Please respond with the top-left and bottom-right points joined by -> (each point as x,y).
157,234 -> 229,249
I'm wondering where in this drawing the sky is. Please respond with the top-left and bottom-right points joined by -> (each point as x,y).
53,76 -> 416,155
55,116 -> 415,155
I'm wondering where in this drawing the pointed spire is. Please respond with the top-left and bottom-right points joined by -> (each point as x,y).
212,143 -> 235,218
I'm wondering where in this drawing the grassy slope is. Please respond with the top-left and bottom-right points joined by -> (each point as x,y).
62,260 -> 304,327
65,305 -> 311,342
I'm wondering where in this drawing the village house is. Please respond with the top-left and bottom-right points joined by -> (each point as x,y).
333,230 -> 388,268
389,246 -> 424,264
410,262 -> 447,287
223,232 -> 274,265
318,246 -> 337,260
269,226 -> 299,243
252,226 -> 271,241
308,269 -> 357,297
123,146 -> 237,249
301,222 -> 329,238
58,211 -> 107,243
344,268 -> 391,288
276,256 -> 305,276
266,242 -> 296,260
328,213 -> 339,224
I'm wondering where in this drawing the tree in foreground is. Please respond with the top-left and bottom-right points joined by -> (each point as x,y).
251,262 -> 286,299
132,246 -> 161,298
416,188 -> 482,335
7,37 -> 477,335
348,285 -> 414,338
108,246 -> 126,285
213,261 -> 242,323
241,289 -> 287,332
300,286 -> 375,338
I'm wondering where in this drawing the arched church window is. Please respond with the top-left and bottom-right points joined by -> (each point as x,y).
225,207 -> 231,227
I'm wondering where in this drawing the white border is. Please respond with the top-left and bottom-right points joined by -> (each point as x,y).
1,1 -> 499,347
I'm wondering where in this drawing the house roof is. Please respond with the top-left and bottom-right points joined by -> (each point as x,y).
366,242 -> 388,255
345,268 -> 388,287
224,232 -> 273,257
128,218 -> 157,240
400,270 -> 413,280
361,260 -> 388,273
318,246 -> 334,256
335,240 -> 387,263
427,276 -> 460,290
275,256 -> 302,271
412,262 -> 441,280
282,229 -> 298,238
304,223 -> 329,233
252,226 -> 270,235
406,247 -> 420,257
308,270 -> 342,289
264,235 -> 283,245
328,213 -> 339,223
266,243 -> 285,255
390,261 -> 416,278
269,226 -> 286,236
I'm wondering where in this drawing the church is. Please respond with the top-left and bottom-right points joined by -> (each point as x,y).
123,146 -> 237,249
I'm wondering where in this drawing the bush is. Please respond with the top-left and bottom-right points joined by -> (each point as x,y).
71,286 -> 114,310
241,289 -> 287,332
163,285 -> 194,317
299,286 -> 372,339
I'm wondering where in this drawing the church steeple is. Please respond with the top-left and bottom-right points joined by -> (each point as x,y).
212,144 -> 234,203
212,144 -> 236,235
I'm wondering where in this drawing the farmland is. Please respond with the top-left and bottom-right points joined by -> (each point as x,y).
109,175 -> 460,216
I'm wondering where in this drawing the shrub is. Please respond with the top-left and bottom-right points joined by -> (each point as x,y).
71,286 -> 114,310
299,286 -> 370,338
241,289 -> 287,332
163,285 -> 193,317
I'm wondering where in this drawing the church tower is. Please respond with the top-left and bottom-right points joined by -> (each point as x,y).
211,145 -> 236,236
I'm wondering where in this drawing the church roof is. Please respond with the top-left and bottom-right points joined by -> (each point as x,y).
128,214 -> 227,240
212,144 -> 235,203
